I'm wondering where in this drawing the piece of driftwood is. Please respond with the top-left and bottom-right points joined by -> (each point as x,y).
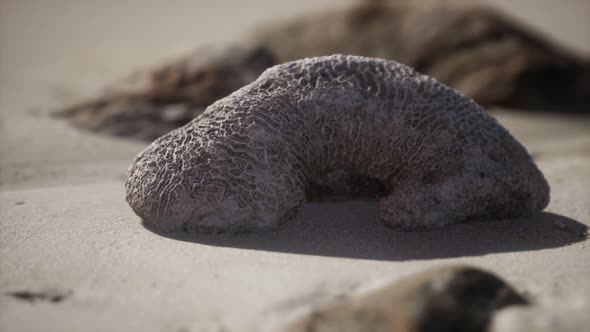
56,0 -> 590,140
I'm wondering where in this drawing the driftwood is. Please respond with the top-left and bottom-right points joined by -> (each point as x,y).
56,0 -> 590,140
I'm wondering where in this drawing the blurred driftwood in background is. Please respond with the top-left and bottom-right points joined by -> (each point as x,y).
55,0 -> 590,141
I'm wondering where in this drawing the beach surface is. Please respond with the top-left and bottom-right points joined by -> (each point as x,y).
1,1 -> 589,331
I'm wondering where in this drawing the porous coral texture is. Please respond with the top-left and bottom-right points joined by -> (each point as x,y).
126,55 -> 549,233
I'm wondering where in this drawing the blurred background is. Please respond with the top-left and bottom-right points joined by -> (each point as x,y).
0,0 -> 588,190
0,1 -> 589,331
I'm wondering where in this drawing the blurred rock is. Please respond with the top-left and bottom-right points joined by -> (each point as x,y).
54,45 -> 277,141
55,0 -> 590,141
278,265 -> 527,332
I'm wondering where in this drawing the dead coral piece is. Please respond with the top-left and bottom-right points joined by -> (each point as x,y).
125,55 -> 549,233
276,265 -> 528,332
56,0 -> 590,140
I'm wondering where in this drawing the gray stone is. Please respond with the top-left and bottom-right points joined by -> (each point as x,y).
277,265 -> 527,332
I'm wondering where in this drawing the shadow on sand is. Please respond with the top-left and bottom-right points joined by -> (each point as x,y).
144,200 -> 588,261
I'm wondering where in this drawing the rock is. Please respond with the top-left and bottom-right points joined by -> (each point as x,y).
55,1 -> 590,140
54,45 -> 276,141
276,265 -> 527,332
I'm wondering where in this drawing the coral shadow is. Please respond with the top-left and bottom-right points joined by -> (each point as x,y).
143,200 -> 588,261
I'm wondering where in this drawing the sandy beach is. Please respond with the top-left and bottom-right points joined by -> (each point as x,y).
1,1 -> 589,331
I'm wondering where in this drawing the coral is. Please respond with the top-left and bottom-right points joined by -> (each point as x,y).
125,55 -> 549,233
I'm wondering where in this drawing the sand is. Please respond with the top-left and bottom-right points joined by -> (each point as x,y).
0,1 -> 589,331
